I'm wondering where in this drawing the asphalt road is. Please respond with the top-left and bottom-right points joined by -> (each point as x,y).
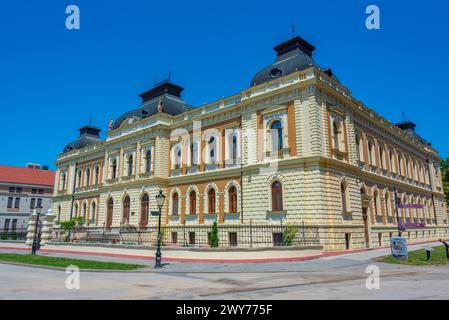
1,243 -> 449,300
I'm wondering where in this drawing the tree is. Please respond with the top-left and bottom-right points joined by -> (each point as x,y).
209,221 -> 219,248
442,158 -> 449,207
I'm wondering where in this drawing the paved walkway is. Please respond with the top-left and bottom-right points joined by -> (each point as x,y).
0,241 -> 448,299
0,238 -> 447,265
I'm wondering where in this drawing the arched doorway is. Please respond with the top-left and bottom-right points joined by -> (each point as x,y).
360,187 -> 371,248
123,196 -> 130,224
140,194 -> 149,229
106,198 -> 113,228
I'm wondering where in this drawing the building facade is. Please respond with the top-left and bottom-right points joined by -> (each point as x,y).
0,164 -> 55,232
52,35 -> 448,251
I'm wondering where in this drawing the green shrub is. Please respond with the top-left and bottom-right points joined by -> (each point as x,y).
282,224 -> 298,246
0,234 -> 7,241
209,221 -> 219,248
11,232 -> 17,241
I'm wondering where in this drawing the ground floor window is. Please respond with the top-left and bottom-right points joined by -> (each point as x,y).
345,233 -> 351,250
229,232 -> 238,247
189,232 -> 195,245
171,232 -> 178,245
273,232 -> 283,246
378,233 -> 382,246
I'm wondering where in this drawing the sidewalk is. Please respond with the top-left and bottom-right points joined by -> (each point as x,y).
0,238 -> 447,264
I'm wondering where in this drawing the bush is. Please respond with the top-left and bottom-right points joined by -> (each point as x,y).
282,224 -> 298,246
209,221 -> 219,248
11,232 -> 17,241
0,234 -> 7,241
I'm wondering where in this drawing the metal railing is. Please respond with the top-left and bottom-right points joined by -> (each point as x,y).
50,223 -> 320,248
0,228 -> 28,241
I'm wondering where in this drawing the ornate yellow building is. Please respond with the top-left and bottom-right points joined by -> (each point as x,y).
52,35 -> 448,251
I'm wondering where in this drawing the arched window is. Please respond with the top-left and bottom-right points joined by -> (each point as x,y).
189,191 -> 197,215
85,169 -> 90,187
208,136 -> 217,164
89,201 -> 96,225
373,190 -> 379,216
112,159 -> 117,179
123,196 -> 130,223
77,170 -> 82,187
341,182 -> 348,213
385,192 -> 390,218
271,181 -> 283,212
82,203 -> 87,222
173,145 -> 182,169
74,203 -> 79,217
208,189 -> 216,214
229,186 -> 237,213
127,155 -> 133,176
270,121 -> 283,152
355,135 -> 361,161
190,142 -> 198,166
140,194 -> 149,228
172,193 -> 179,215
94,166 -> 100,185
232,133 -> 238,163
333,121 -> 340,151
106,198 -> 113,228
368,141 -> 374,165
379,146 -> 385,169
146,150 -> 152,173
61,173 -> 66,190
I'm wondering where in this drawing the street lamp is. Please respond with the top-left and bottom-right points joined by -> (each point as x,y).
31,204 -> 43,255
154,189 -> 166,268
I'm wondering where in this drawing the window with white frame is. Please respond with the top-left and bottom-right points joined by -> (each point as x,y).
205,134 -> 219,165
189,140 -> 199,166
225,128 -> 240,165
172,143 -> 182,169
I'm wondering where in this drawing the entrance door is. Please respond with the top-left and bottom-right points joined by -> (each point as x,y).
362,208 -> 370,248
140,194 -> 149,229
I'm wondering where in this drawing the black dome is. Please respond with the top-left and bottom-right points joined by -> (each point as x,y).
251,36 -> 337,86
64,126 -> 102,153
112,80 -> 191,130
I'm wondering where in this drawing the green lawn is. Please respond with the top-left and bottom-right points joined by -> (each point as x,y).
375,245 -> 449,266
0,254 -> 146,270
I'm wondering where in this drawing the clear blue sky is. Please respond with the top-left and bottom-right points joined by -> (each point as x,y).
1,0 -> 448,169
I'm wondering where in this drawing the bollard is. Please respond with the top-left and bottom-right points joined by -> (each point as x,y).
424,245 -> 433,262
439,239 -> 449,260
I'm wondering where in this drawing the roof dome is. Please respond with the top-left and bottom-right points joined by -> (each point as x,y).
64,126 -> 102,153
112,80 -> 191,130
251,35 -> 337,86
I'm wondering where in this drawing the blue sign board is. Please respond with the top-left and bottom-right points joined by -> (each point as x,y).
391,237 -> 408,258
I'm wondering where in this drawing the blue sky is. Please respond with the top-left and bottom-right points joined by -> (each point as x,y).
1,0 -> 448,169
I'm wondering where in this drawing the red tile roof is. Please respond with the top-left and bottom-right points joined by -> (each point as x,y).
0,165 -> 55,186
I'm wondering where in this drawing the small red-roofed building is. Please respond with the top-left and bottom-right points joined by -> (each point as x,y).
0,164 -> 55,233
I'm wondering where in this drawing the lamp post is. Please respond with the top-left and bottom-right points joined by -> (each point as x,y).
31,204 -> 43,255
154,189 -> 166,268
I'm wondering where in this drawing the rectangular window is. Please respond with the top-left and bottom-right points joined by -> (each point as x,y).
4,219 -> 10,231
229,232 -> 238,247
345,233 -> 351,250
37,198 -> 42,208
273,233 -> 283,247
14,197 -> 20,209
30,198 -> 36,209
11,219 -> 17,231
9,187 -> 15,193
38,189 -> 44,195
32,189 -> 37,194
16,188 -> 22,193
189,232 -> 195,245
7,197 -> 13,208
171,232 -> 178,245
